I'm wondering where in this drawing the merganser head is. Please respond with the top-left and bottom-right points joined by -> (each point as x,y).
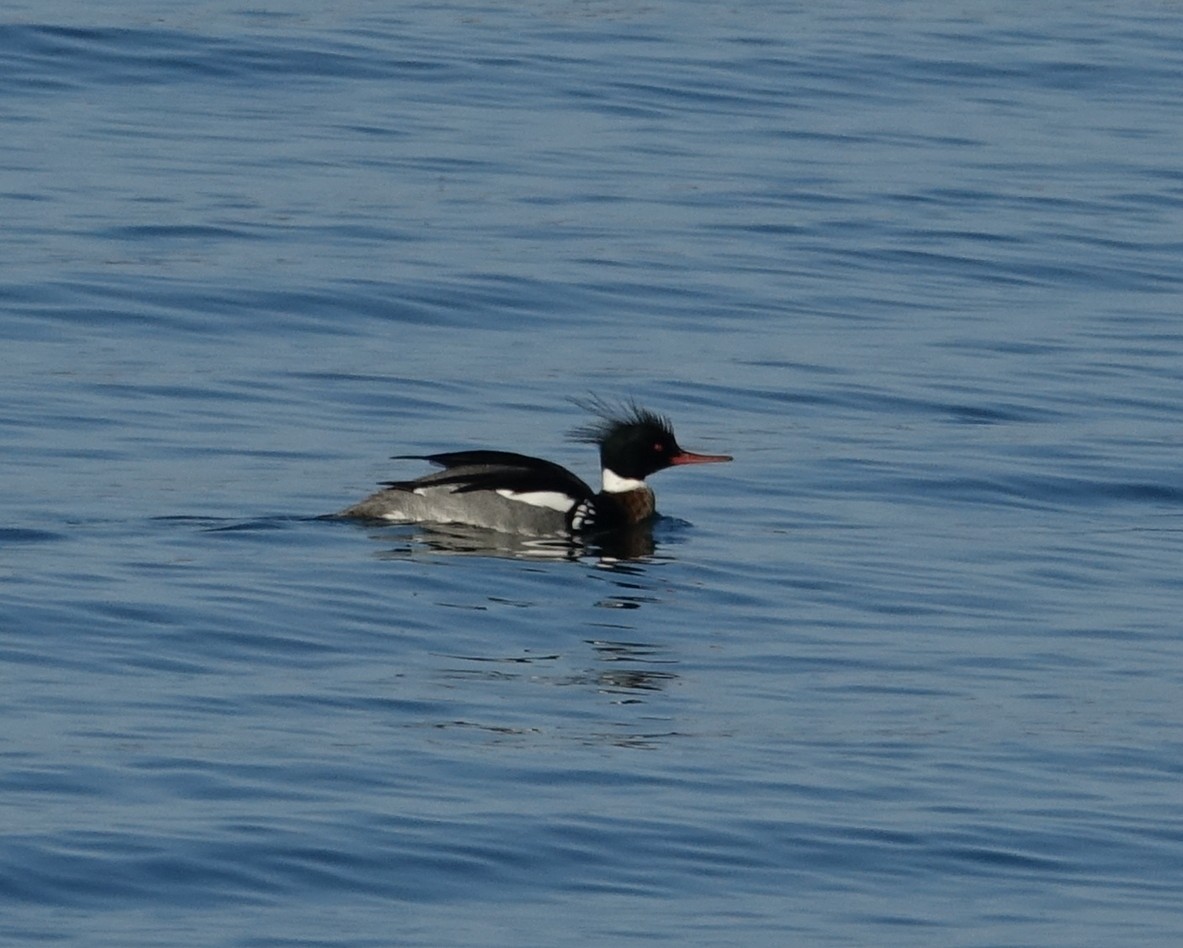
569,399 -> 732,492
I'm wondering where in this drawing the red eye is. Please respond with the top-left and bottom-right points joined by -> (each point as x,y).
654,442 -> 664,452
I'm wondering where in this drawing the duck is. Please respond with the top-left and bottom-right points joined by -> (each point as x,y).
339,401 -> 731,536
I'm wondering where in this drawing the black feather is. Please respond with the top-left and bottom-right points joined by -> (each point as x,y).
567,396 -> 673,445
381,450 -> 594,501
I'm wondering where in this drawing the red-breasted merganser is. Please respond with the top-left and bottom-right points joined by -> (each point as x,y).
339,402 -> 732,535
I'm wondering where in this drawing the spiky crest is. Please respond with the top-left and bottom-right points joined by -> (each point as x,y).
567,396 -> 673,446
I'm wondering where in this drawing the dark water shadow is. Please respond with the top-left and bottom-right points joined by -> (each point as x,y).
0,527 -> 67,544
435,637 -> 680,701
150,514 -> 305,533
583,638 -> 680,698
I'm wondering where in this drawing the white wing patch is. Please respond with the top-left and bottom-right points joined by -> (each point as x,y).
495,489 -> 576,513
568,500 -> 595,531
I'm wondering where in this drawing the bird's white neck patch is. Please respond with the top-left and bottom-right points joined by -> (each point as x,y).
601,468 -> 646,493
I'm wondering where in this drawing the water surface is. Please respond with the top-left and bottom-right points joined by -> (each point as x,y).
3,2 -> 1183,945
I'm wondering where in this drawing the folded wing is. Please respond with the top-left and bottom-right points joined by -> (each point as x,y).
388,450 -> 591,499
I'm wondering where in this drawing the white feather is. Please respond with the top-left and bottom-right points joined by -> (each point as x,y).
495,489 -> 576,512
569,500 -> 595,530
601,468 -> 645,493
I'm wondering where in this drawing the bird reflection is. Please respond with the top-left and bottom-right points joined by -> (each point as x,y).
437,638 -> 678,697
586,638 -> 678,697
368,521 -> 658,562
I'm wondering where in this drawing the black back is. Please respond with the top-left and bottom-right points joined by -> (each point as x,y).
386,450 -> 595,501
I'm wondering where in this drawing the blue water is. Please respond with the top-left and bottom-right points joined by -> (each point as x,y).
4,3 -> 1183,944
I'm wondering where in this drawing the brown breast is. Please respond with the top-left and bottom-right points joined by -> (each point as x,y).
611,487 -> 656,526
